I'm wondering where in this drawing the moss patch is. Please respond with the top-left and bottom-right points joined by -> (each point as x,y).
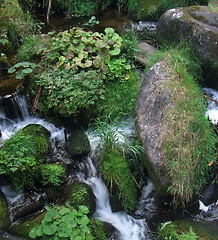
0,190 -> 10,231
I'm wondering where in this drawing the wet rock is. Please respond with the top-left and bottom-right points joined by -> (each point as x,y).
65,129 -> 90,160
0,190 -> 10,231
157,6 -> 218,89
0,232 -> 22,240
135,61 -> 172,194
11,192 -> 46,222
9,211 -> 46,239
158,219 -> 218,240
62,181 -> 96,216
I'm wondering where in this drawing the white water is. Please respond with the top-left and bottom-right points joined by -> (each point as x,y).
78,126 -> 149,240
204,88 -> 218,125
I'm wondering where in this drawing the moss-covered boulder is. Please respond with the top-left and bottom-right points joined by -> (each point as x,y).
0,124 -> 51,189
135,51 -> 216,204
0,190 -> 10,231
9,211 -> 46,239
157,6 -> 218,89
158,219 -> 218,240
65,129 -> 90,160
62,181 -> 96,215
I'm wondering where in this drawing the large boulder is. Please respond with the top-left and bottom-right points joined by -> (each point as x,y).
157,6 -> 218,89
134,61 -> 171,194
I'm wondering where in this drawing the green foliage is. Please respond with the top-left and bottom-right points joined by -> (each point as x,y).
0,0 -> 41,45
100,149 -> 138,212
37,69 -> 105,116
93,116 -> 139,212
8,61 -> 37,79
33,27 -> 137,118
99,71 -> 140,120
16,35 -> 48,62
40,164 -> 65,187
158,222 -> 198,240
146,43 -> 217,205
29,205 -> 94,240
84,16 -> 99,27
128,0 -> 208,20
89,219 -> 107,240
0,125 -> 50,189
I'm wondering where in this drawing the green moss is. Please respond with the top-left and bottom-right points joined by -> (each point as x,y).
64,182 -> 96,215
0,124 -> 51,190
146,44 -> 217,205
158,219 -> 218,240
0,191 -> 10,231
100,149 -> 138,212
9,212 -> 46,239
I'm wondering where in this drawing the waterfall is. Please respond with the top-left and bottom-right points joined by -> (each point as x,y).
204,88 -> 218,125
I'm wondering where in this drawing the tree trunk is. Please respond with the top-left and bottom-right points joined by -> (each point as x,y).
46,0 -> 52,23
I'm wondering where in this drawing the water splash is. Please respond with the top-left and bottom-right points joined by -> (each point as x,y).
204,88 -> 218,125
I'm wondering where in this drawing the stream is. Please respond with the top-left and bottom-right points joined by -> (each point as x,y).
0,93 -> 155,240
0,88 -> 217,239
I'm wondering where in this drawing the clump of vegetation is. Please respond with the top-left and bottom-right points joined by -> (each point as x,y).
0,124 -> 66,190
29,205 -> 97,239
22,27 -> 139,119
40,164 -> 65,187
146,44 -> 217,205
93,116 -> 143,212
0,124 -> 50,189
0,0 -> 40,46
158,222 -> 198,240
128,0 -> 208,20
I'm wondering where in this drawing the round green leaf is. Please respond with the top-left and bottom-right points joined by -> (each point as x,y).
44,209 -> 58,222
29,227 -> 37,239
60,207 -> 71,215
42,223 -> 58,235
36,225 -> 43,236
78,205 -> 89,214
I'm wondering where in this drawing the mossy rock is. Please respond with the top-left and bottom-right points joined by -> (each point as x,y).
0,190 -> 10,231
158,219 -> 218,240
63,181 -> 96,215
157,6 -> 218,89
9,211 -> 46,239
0,124 -> 51,189
65,129 -> 90,159
128,0 -> 162,20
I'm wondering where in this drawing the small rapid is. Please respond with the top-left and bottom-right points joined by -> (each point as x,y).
204,88 -> 218,125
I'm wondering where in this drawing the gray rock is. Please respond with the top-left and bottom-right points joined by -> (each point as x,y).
135,61 -> 172,194
137,42 -> 157,65
157,6 -> 218,89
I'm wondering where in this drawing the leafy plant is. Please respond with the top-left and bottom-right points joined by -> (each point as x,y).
40,164 -> 65,187
8,61 -> 37,79
83,16 -> 99,27
29,205 -> 94,239
36,69 -> 105,116
32,27 -> 136,118
0,125 -> 50,189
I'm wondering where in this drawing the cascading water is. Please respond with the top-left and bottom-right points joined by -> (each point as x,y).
204,88 -> 218,125
1,91 -> 217,239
